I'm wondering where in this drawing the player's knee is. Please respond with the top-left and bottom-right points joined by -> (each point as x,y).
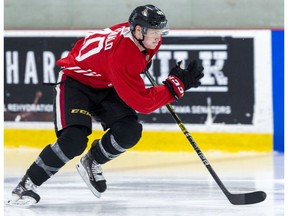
57,126 -> 89,159
111,116 -> 142,149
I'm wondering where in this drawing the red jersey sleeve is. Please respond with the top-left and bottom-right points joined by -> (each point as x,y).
109,40 -> 175,114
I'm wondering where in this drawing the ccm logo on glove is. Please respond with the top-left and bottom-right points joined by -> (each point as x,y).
164,76 -> 185,100
164,60 -> 204,100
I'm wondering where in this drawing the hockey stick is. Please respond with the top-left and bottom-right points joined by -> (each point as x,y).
144,69 -> 267,205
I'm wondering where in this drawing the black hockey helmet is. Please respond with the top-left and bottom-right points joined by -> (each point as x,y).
129,4 -> 168,34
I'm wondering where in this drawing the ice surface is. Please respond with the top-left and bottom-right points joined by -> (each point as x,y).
3,149 -> 285,216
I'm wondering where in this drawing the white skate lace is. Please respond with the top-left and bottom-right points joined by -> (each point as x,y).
91,161 -> 105,181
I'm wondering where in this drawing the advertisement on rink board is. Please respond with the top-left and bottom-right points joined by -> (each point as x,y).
4,30 -> 272,131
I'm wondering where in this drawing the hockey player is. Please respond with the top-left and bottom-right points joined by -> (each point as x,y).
8,4 -> 204,206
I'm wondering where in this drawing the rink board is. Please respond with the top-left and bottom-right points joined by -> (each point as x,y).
4,128 -> 272,152
4,29 -> 279,152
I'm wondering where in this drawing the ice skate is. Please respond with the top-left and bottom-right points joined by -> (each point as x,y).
76,149 -> 107,198
7,174 -> 40,207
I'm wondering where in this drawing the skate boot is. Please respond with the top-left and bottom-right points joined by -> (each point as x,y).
7,174 -> 40,207
76,146 -> 107,198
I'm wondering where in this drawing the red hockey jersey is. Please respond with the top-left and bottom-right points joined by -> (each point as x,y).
56,22 -> 175,114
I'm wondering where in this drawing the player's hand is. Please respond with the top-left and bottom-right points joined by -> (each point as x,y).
163,60 -> 204,100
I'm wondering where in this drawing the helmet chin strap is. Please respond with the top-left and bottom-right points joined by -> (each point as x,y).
131,31 -> 148,51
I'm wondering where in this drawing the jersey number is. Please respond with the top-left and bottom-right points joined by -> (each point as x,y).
75,36 -> 105,61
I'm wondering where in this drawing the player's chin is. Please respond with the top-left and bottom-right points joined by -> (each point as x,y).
147,43 -> 158,49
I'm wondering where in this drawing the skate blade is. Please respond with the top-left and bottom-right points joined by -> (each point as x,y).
7,195 -> 37,208
76,163 -> 101,198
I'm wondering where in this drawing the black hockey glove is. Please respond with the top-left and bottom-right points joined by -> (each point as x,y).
163,60 -> 204,100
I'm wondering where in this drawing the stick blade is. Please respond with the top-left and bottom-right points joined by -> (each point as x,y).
228,191 -> 267,205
